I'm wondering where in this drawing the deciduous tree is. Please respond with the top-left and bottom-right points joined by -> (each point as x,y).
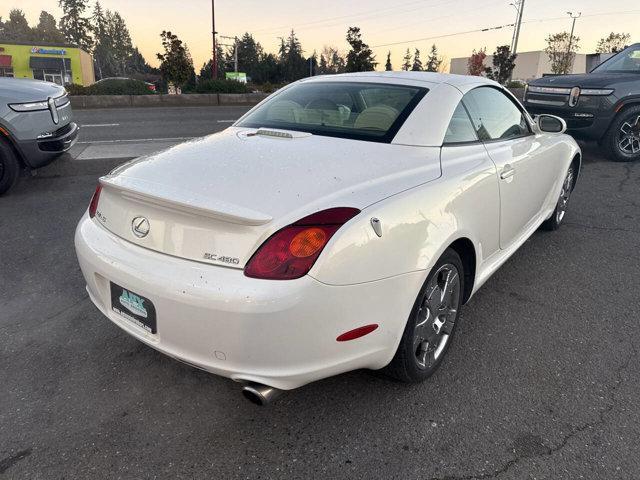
467,48 -> 487,76
545,32 -> 579,75
596,32 -> 630,54
156,30 -> 194,89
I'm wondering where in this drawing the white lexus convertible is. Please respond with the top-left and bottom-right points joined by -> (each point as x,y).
75,72 -> 580,405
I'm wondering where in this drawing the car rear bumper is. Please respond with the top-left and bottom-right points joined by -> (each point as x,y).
74,213 -> 422,390
15,122 -> 79,168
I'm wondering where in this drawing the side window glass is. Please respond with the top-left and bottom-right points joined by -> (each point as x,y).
444,102 -> 478,144
463,87 -> 530,141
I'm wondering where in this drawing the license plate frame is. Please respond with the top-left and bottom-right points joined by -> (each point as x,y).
110,282 -> 157,334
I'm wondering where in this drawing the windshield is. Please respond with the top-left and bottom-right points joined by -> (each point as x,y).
592,45 -> 640,73
237,81 -> 428,143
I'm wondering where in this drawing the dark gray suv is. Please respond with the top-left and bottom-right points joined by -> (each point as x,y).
0,77 -> 79,194
524,43 -> 640,162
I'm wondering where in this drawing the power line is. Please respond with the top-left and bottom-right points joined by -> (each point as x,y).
370,8 -> 640,50
371,23 -> 515,48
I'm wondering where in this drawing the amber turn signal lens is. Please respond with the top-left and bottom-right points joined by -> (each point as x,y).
289,228 -> 326,258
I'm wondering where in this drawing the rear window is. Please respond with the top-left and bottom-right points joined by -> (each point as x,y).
237,81 -> 428,143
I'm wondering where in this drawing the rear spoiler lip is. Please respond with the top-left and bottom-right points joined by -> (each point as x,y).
99,177 -> 273,226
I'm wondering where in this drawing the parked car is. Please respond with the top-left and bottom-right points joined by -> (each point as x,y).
0,77 -> 78,194
95,77 -> 156,92
524,43 -> 640,162
75,73 -> 580,405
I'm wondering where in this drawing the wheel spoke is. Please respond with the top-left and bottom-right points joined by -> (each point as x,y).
440,270 -> 459,308
440,318 -> 455,335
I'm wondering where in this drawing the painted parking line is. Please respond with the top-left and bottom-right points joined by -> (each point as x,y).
77,136 -> 195,145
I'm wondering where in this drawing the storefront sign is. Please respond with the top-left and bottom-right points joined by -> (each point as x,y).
30,47 -> 66,55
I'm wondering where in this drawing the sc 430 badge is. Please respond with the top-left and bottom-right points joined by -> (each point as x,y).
204,253 -> 240,265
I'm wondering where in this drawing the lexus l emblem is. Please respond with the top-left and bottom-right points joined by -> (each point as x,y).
132,216 -> 150,238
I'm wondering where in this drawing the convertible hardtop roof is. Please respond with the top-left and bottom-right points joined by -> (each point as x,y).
301,71 -> 500,89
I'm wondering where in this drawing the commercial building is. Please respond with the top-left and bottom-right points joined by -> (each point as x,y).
449,50 -> 614,81
0,42 -> 95,86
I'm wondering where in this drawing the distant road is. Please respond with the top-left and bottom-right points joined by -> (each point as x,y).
70,105 -> 252,160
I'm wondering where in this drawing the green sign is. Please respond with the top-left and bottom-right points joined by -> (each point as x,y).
226,72 -> 247,83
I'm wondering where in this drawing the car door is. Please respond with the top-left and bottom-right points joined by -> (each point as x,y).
440,101 -> 501,262
463,86 -> 549,249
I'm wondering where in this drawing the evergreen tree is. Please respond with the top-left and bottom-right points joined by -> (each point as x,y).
33,11 -> 66,43
279,30 -> 306,81
319,54 -> 329,74
402,49 -> 412,71
109,11 -> 133,75
345,27 -> 376,72
2,9 -> 32,42
156,30 -> 194,89
411,49 -> 423,71
425,44 -> 442,72
58,0 -> 93,51
385,51 -> 393,71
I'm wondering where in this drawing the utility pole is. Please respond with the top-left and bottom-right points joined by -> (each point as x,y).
211,0 -> 217,79
220,35 -> 238,72
566,11 -> 581,74
509,0 -> 525,55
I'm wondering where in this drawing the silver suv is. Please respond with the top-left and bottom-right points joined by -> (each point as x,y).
0,77 -> 79,194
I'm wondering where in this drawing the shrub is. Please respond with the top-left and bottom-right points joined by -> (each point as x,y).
68,79 -> 155,95
190,79 -> 249,94
506,80 -> 526,89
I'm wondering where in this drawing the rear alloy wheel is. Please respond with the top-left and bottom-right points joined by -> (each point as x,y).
541,164 -> 575,231
385,249 -> 464,382
602,105 -> 640,162
0,140 -> 20,195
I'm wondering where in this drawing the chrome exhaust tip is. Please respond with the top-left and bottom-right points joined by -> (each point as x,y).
241,382 -> 283,406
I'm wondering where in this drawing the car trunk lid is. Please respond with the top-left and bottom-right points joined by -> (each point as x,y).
95,128 -> 441,268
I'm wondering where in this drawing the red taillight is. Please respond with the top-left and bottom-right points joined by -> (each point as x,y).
88,185 -> 102,218
244,207 -> 360,280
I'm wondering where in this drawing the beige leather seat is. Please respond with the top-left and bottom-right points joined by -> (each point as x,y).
266,100 -> 303,123
354,105 -> 399,131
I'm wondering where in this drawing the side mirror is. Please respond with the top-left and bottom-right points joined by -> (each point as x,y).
536,114 -> 567,134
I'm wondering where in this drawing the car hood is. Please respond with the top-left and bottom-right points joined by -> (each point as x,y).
0,77 -> 66,103
529,73 -> 640,89
103,127 -> 442,224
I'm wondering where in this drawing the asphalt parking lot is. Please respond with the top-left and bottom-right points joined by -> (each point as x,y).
1,120 -> 639,478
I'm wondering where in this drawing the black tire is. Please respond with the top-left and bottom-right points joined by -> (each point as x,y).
0,139 -> 20,195
541,163 -> 575,231
384,248 -> 464,383
601,104 -> 640,162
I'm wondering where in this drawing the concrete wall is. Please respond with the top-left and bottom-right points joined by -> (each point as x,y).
70,92 -> 270,109
450,50 -> 590,81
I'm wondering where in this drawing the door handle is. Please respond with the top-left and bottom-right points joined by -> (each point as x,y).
500,165 -> 515,180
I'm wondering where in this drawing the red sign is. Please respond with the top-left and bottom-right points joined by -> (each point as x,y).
0,55 -> 12,67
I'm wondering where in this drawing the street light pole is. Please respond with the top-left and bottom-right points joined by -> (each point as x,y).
211,0 -> 217,79
566,11 -> 581,74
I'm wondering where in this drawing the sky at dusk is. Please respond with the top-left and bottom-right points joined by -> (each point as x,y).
4,1 -> 640,71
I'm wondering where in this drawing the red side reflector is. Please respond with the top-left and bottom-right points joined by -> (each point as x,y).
336,324 -> 379,342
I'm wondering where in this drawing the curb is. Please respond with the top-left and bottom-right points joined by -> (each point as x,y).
70,92 -> 269,109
